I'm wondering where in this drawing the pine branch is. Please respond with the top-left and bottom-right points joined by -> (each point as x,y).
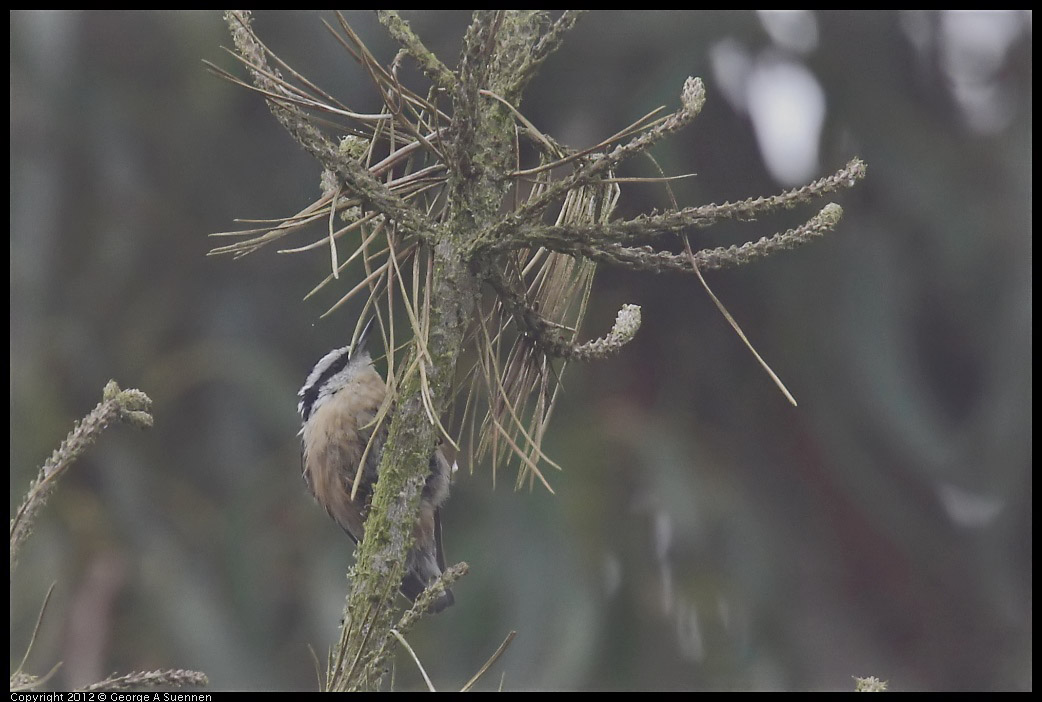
377,10 -> 456,91
10,381 -> 152,573
223,10 -> 433,240
212,11 -> 865,691
486,158 -> 866,254
530,202 -> 850,274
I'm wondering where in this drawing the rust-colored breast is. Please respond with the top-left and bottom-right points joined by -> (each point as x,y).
301,369 -> 385,542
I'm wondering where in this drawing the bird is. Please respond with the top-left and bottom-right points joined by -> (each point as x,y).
297,318 -> 454,613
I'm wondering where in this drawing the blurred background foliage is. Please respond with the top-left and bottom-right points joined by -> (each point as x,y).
10,10 -> 1031,691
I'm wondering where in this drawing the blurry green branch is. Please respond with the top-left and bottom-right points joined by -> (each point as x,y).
9,381 -> 208,693
10,380 -> 152,572
76,670 -> 210,693
209,10 -> 864,691
854,676 -> 889,692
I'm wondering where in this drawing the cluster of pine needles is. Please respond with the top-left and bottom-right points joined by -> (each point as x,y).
208,12 -> 661,493
207,10 -> 865,498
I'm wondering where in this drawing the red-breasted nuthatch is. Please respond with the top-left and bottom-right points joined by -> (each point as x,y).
298,318 -> 454,613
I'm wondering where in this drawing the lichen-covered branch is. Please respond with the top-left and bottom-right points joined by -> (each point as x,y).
224,11 -> 432,239
531,202 -> 848,274
376,10 -> 457,91
485,158 -> 866,254
508,10 -> 587,97
353,562 -> 470,684
567,304 -> 642,360
484,266 -> 640,360
474,77 -> 707,251
331,10 -> 544,692
212,10 -> 866,691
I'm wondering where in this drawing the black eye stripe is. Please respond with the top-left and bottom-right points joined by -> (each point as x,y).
300,386 -> 319,421
300,348 -> 352,420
